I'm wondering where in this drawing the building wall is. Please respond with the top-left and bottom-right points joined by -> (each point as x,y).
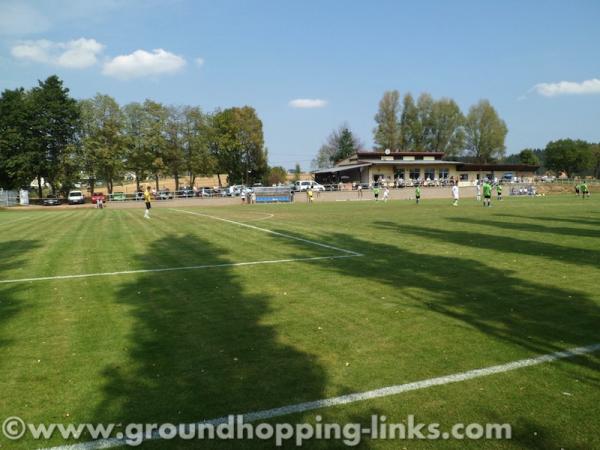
365,164 -> 462,183
364,165 -> 536,184
318,160 -> 538,185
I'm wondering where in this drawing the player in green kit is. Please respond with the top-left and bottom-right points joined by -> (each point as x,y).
483,181 -> 492,207
496,183 -> 503,201
373,185 -> 380,201
415,185 -> 421,204
580,182 -> 590,198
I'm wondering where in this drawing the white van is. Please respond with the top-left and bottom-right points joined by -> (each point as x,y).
294,181 -> 325,192
68,191 -> 85,205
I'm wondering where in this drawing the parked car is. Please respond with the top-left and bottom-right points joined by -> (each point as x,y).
43,195 -> 61,206
294,180 -> 325,192
111,192 -> 126,201
91,192 -> 105,204
225,185 -> 245,196
134,191 -> 145,201
196,187 -> 214,197
157,189 -> 174,200
68,190 -> 85,205
176,187 -> 195,198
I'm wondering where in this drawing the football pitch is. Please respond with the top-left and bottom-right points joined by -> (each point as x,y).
0,196 -> 599,449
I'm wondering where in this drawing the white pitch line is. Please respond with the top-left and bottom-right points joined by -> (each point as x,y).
243,212 -> 275,222
0,209 -> 362,284
171,209 -> 362,256
41,342 -> 600,450
0,255 -> 357,284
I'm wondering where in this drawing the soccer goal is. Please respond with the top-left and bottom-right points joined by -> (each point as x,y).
253,186 -> 293,203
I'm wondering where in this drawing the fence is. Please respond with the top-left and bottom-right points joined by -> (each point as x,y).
0,189 -> 19,207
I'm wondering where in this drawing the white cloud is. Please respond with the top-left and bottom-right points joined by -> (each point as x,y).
195,57 -> 205,67
289,98 -> 328,109
102,49 -> 187,80
533,78 -> 600,97
11,40 -> 53,63
11,38 -> 104,68
57,38 -> 105,68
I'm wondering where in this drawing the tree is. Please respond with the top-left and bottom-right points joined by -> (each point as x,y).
181,106 -> 215,186
335,127 -> 360,162
266,166 -> 288,185
311,124 -> 362,169
464,100 -> 508,163
518,148 -> 540,166
373,90 -> 401,150
29,75 -> 81,196
414,93 -> 435,151
293,163 -> 301,182
122,102 -> 153,192
399,93 -> 419,150
163,106 -> 187,191
79,94 -> 125,194
0,88 -> 35,189
210,106 -> 267,185
311,144 -> 336,170
426,98 -> 465,157
545,139 -> 593,177
591,144 -> 600,179
141,100 -> 169,190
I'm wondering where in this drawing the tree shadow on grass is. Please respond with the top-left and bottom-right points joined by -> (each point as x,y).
92,234 -> 327,448
272,229 -> 600,377
0,240 -> 42,353
376,221 -> 600,268
265,229 -> 600,448
454,217 -> 600,239
494,213 -> 600,228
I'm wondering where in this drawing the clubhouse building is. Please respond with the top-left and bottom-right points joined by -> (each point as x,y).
313,151 -> 539,186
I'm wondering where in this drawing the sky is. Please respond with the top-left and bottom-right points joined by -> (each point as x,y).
1,0 -> 600,169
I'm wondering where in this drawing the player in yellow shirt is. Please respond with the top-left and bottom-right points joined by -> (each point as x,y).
143,186 -> 152,219
307,188 -> 314,203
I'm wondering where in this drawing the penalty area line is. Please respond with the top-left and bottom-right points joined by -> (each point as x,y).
41,342 -> 600,450
170,209 -> 363,257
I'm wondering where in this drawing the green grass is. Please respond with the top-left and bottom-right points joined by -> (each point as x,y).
0,196 -> 599,449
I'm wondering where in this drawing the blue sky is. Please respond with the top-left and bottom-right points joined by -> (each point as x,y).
1,0 -> 599,169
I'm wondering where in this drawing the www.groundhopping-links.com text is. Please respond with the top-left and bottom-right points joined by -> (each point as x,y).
3,414 -> 512,447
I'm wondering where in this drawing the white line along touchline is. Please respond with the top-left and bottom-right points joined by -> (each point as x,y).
0,210 -> 362,284
42,342 -> 600,450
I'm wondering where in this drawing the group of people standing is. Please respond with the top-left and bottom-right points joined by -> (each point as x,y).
354,181 -> 504,206
475,181 -> 501,207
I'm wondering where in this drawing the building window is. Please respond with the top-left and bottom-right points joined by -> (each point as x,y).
460,173 -> 469,181
394,168 -> 405,179
439,168 -> 449,179
424,168 -> 435,180
409,168 -> 421,180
